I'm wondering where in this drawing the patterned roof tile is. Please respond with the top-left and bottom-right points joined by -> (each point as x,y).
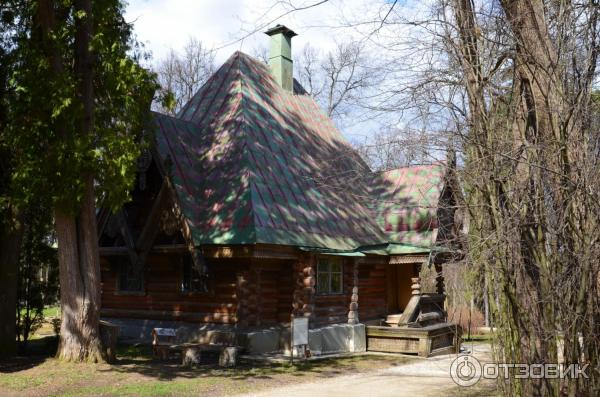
151,51 -> 449,252
369,162 -> 447,248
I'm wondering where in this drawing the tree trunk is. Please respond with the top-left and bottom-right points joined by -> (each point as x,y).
51,0 -> 103,363
0,206 -> 24,358
55,177 -> 104,362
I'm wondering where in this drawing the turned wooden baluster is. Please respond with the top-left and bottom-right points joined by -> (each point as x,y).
435,263 -> 445,295
411,277 -> 421,295
348,260 -> 359,325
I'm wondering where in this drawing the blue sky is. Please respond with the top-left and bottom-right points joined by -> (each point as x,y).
125,0 -> 360,62
124,0 -> 425,142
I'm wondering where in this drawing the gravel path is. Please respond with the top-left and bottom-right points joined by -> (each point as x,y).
236,344 -> 495,397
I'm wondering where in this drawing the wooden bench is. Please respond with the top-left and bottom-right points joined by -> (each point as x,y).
151,328 -> 238,366
151,328 -> 177,360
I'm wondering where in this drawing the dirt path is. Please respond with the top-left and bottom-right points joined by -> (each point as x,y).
236,344 -> 496,397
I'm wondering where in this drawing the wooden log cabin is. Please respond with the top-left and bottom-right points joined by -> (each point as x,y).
97,25 -> 463,356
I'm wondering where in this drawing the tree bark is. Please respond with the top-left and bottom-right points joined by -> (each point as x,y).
0,206 -> 24,358
450,0 -> 598,394
55,177 -> 104,362
54,0 -> 103,362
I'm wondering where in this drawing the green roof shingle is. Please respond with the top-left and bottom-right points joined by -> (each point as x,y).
151,51 -> 450,253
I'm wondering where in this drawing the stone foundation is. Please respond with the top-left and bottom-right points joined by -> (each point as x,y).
103,317 -> 366,356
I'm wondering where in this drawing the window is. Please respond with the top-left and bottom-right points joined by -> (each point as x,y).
118,258 -> 144,293
316,258 -> 343,294
181,255 -> 208,293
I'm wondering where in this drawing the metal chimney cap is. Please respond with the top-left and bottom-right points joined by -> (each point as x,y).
264,24 -> 297,38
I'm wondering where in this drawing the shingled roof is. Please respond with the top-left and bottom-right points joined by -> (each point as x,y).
369,163 -> 448,254
150,51 -> 451,253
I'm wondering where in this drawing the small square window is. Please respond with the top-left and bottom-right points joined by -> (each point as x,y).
317,271 -> 330,292
118,258 -> 143,293
330,273 -> 342,293
316,258 -> 343,294
181,255 -> 208,293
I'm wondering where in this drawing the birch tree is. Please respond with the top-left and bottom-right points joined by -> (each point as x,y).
154,38 -> 215,115
297,42 -> 374,121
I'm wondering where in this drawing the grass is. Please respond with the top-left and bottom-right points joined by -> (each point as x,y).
115,343 -> 152,359
447,381 -> 500,397
0,372 -> 47,391
42,306 -> 60,318
462,333 -> 493,343
19,305 -> 60,319
3,309 -> 495,396
0,338 -> 413,397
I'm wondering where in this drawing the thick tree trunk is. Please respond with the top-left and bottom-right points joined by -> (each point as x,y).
0,207 -> 24,358
55,177 -> 104,362
51,0 -> 103,362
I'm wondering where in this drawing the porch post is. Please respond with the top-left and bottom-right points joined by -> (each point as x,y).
292,253 -> 315,324
348,259 -> 359,324
236,271 -> 250,328
435,263 -> 445,295
411,277 -> 421,295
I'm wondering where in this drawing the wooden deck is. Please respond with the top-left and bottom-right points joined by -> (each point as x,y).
366,322 -> 460,357
366,289 -> 461,357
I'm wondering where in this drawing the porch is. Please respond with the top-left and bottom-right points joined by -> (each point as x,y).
365,269 -> 461,357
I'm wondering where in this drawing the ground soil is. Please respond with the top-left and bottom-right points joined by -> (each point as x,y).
237,343 -> 497,397
0,339 -> 496,397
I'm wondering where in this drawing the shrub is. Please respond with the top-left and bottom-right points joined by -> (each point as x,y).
447,304 -> 485,336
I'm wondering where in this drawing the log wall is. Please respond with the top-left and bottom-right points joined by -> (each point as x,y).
237,259 -> 293,327
100,252 -> 391,327
100,254 -> 242,324
358,262 -> 388,321
313,259 -> 354,326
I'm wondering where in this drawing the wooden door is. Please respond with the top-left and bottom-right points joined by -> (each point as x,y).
396,264 -> 414,311
386,265 -> 398,313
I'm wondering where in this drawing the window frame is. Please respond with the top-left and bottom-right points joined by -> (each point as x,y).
116,257 -> 145,296
316,257 -> 344,295
180,254 -> 209,295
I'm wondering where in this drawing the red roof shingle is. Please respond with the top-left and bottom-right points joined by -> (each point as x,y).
151,51 -> 451,253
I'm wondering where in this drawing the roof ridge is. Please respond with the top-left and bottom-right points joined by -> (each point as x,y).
177,56 -> 230,120
378,160 -> 447,175
187,53 -> 240,125
235,53 -> 258,243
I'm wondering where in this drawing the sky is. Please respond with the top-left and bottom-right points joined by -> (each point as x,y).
123,0 -> 424,143
124,0 -> 372,63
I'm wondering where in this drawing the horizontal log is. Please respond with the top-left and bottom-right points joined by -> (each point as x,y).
102,298 -> 236,310
100,308 -> 237,323
314,315 -> 348,324
150,244 -> 188,253
99,247 -> 128,256
102,291 -> 236,301
315,309 -> 347,316
359,304 -> 386,310
102,305 -> 237,316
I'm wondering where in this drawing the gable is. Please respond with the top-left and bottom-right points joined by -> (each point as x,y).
369,162 -> 447,251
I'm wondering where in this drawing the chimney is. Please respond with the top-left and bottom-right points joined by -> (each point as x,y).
264,25 -> 297,93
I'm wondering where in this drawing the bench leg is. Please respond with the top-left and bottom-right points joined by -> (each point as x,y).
153,345 -> 170,360
182,347 -> 202,367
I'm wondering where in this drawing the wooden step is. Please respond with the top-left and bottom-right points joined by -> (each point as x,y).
384,313 -> 403,327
